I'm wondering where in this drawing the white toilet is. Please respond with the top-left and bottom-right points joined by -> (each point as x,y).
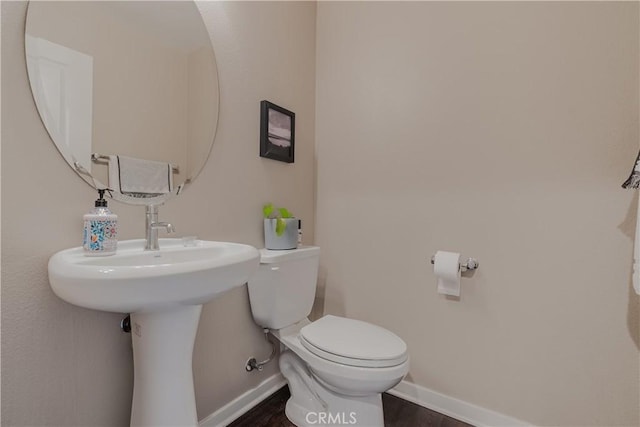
247,246 -> 409,427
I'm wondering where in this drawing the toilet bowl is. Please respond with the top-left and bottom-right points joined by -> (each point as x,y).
273,317 -> 409,427
247,246 -> 409,427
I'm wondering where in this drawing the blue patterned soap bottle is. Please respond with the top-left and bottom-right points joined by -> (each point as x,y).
83,189 -> 118,256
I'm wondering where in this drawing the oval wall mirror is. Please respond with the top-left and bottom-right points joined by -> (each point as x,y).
25,1 -> 219,205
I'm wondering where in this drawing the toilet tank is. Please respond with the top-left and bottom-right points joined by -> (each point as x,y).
247,246 -> 320,330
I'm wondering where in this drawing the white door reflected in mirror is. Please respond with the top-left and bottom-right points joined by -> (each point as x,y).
26,35 -> 94,169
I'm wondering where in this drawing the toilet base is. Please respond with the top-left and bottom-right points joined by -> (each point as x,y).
279,351 -> 384,427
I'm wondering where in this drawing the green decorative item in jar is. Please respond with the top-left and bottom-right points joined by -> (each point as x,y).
262,203 -> 294,236
263,203 -> 298,250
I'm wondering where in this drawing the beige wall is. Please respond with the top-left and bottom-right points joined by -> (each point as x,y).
1,1 -> 316,425
316,2 -> 639,426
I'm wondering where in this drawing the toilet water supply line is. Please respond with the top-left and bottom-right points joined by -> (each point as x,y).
622,150 -> 640,295
245,329 -> 328,410
245,329 -> 277,372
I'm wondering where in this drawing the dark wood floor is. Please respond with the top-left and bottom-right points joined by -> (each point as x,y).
228,386 -> 472,427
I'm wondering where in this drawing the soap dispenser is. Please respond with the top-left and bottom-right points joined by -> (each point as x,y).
83,189 -> 118,256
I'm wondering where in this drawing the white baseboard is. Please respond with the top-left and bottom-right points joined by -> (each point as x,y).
199,373 -> 287,427
198,375 -> 531,427
388,380 -> 533,427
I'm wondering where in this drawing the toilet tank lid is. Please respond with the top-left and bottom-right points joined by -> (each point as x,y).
260,246 -> 320,264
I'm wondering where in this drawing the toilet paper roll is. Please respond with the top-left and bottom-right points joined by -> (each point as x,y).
434,251 -> 461,296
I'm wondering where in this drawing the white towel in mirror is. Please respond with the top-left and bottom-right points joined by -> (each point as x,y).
108,155 -> 173,196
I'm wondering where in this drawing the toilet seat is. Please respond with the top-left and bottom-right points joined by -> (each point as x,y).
299,315 -> 408,368
275,318 -> 410,397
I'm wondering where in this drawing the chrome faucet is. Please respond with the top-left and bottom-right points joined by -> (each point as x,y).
145,205 -> 175,250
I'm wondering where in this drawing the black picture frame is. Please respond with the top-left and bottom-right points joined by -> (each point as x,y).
260,100 -> 295,163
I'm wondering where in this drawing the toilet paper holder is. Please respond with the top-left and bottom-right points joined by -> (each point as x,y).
430,255 -> 479,272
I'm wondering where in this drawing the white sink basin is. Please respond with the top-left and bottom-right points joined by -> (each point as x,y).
48,238 -> 260,313
47,238 -> 260,427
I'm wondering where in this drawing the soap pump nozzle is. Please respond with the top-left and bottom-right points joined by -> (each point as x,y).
95,189 -> 109,207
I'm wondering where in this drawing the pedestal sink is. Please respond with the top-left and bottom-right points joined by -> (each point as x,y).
48,238 -> 260,426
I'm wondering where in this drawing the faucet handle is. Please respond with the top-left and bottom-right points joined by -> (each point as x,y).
150,222 -> 175,233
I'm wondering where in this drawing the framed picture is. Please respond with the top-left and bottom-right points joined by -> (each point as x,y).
260,100 -> 295,163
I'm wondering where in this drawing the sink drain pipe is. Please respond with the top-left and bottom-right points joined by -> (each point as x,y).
245,328 -> 277,372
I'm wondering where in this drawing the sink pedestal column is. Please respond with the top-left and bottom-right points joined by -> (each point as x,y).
130,305 -> 203,427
